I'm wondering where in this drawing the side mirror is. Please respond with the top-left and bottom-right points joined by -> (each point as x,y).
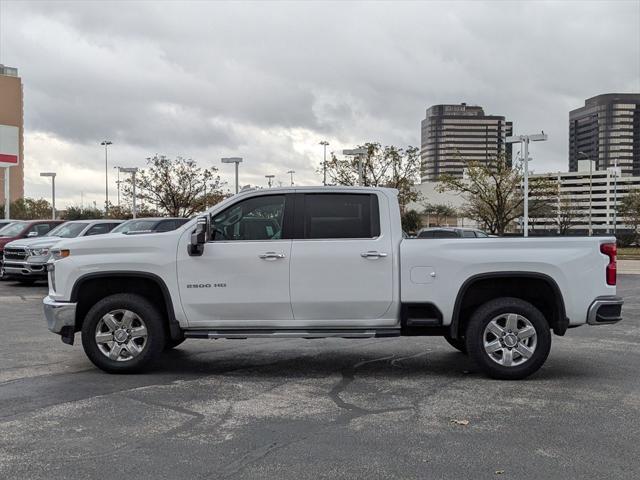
188,215 -> 210,256
27,231 -> 39,237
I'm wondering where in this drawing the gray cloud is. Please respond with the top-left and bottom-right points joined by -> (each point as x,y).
2,0 -> 639,206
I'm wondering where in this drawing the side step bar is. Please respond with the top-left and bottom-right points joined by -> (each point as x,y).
184,328 -> 400,339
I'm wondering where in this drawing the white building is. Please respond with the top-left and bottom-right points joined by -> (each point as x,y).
528,160 -> 634,234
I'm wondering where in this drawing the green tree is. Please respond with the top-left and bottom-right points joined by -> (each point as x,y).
437,155 -> 554,235
321,143 -> 422,211
0,198 -> 52,220
401,209 -> 422,234
122,155 -> 227,217
422,203 -> 457,226
63,205 -> 104,220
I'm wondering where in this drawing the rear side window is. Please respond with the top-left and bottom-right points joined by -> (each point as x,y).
462,230 -> 476,238
418,230 -> 433,238
28,223 -> 53,236
432,230 -> 458,238
156,220 -> 176,232
302,194 -> 380,239
85,224 -> 111,236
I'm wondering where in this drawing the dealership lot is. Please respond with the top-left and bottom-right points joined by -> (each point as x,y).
1,278 -> 639,479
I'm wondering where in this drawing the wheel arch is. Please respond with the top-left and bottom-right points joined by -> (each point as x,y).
70,271 -> 182,340
450,272 -> 568,339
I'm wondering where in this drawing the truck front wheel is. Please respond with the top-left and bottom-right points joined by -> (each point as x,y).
465,297 -> 551,380
81,293 -> 166,373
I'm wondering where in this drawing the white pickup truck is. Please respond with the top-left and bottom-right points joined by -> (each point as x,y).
43,187 -> 623,379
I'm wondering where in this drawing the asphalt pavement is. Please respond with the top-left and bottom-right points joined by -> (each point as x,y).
0,277 -> 639,479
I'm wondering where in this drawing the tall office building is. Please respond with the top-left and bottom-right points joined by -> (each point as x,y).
420,103 -> 512,182
569,93 -> 640,176
0,64 -> 24,202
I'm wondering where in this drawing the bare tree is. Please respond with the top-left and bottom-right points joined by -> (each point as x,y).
437,155 -> 554,235
322,143 -> 421,211
122,155 -> 227,217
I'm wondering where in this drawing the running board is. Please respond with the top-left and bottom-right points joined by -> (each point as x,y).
184,328 -> 400,339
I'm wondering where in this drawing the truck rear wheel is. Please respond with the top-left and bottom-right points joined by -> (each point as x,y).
81,293 -> 166,373
465,297 -> 551,380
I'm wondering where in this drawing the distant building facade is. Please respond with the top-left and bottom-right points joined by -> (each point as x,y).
0,64 -> 24,202
420,103 -> 512,182
569,93 -> 640,176
528,162 -> 636,234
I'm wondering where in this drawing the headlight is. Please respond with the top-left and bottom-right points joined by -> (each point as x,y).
50,248 -> 70,260
29,248 -> 50,256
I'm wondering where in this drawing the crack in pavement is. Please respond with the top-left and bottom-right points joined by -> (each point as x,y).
328,353 -> 413,423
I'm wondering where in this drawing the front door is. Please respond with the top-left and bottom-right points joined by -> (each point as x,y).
177,193 -> 294,327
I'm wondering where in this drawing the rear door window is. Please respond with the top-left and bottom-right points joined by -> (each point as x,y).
301,194 -> 380,239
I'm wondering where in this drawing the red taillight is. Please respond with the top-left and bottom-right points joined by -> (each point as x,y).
600,243 -> 617,286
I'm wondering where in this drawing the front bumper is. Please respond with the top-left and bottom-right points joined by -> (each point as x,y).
43,296 -> 77,334
3,260 -> 48,278
587,296 -> 624,325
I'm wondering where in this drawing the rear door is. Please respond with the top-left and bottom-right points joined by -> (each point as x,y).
289,192 -> 394,323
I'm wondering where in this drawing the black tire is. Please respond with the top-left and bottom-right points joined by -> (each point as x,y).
81,293 -> 166,374
444,335 -> 467,354
465,297 -> 551,380
164,336 -> 186,350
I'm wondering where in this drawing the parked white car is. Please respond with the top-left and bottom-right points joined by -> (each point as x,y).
43,187 -> 622,379
3,220 -> 122,283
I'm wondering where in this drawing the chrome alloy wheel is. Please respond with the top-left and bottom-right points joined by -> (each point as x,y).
95,309 -> 148,362
483,313 -> 537,367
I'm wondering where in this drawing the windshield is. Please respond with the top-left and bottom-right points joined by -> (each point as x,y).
112,219 -> 157,234
0,222 -> 26,237
46,222 -> 87,238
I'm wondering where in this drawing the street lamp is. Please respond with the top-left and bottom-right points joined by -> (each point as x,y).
613,157 -> 619,235
221,157 -> 243,194
113,166 -> 122,207
287,170 -> 295,186
319,140 -> 329,186
506,132 -> 548,237
343,148 -> 368,186
39,172 -> 56,219
578,151 -> 593,236
100,140 -> 112,215
265,174 -> 275,188
119,167 -> 139,218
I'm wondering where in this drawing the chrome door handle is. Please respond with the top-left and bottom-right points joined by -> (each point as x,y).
360,251 -> 388,258
259,252 -> 286,259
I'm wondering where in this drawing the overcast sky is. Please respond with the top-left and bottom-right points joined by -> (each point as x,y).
1,0 -> 639,208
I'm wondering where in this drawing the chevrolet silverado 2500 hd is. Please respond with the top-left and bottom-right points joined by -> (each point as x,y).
43,187 -> 623,379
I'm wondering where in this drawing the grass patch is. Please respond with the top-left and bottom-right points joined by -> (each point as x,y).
618,247 -> 640,260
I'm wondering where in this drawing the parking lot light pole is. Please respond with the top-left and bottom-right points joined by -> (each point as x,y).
578,151 -> 593,236
265,174 -> 275,188
613,157 -> 618,235
506,132 -> 548,237
221,157 -> 243,194
100,140 -> 112,215
119,167 -> 139,218
343,148 -> 368,186
320,141 -> 329,185
39,172 -> 56,219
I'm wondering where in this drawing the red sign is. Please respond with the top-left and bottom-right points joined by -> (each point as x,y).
0,125 -> 19,167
